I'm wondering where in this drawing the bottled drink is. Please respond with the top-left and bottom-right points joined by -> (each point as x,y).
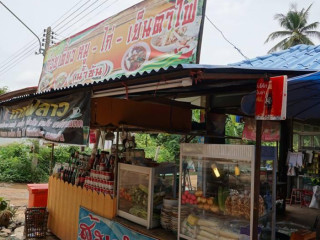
79,169 -> 85,187
63,167 -> 67,182
59,167 -> 64,180
71,168 -> 77,185
75,170 -> 80,186
93,150 -> 101,170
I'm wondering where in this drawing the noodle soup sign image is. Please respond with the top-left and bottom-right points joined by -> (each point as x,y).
38,0 -> 206,92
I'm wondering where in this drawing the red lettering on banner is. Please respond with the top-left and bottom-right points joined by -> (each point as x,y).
175,0 -> 184,27
89,214 -> 100,222
126,0 -> 198,44
142,18 -> 153,39
137,9 -> 145,20
95,67 -> 102,77
78,43 -> 91,61
132,22 -> 143,42
127,25 -> 133,44
165,10 -> 174,30
152,13 -> 165,35
45,48 -> 77,72
70,49 -> 76,63
94,230 -> 104,240
79,223 -> 95,240
65,51 -> 71,64
182,0 -> 197,25
88,69 -> 95,78
101,26 -> 115,52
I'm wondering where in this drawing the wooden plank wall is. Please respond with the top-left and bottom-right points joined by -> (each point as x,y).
47,176 -> 117,240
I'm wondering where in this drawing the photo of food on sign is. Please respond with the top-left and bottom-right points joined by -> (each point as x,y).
121,43 -> 150,72
54,72 -> 68,89
151,16 -> 201,54
39,73 -> 54,92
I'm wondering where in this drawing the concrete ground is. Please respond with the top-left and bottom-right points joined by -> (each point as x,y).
0,183 -> 29,207
2,183 -> 319,239
280,204 -> 320,229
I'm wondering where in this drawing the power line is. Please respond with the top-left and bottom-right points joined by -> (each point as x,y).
57,0 -> 117,38
51,0 -> 89,28
54,0 -> 100,33
0,48 -> 36,77
52,0 -> 92,29
0,39 -> 37,67
0,0 -> 92,76
0,41 -> 38,72
205,15 -> 249,60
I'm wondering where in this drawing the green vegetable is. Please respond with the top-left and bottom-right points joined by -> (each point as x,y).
139,184 -> 148,194
129,206 -> 148,219
218,187 -> 229,212
222,189 -> 229,212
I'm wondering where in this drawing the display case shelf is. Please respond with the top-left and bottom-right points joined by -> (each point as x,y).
178,143 -> 262,240
117,163 -> 176,229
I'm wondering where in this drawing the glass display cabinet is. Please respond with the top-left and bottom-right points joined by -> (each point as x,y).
117,163 -> 176,229
178,143 -> 264,240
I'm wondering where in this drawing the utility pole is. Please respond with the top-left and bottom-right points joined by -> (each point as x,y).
43,26 -> 52,57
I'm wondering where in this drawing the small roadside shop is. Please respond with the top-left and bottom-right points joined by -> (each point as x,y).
0,0 -> 319,239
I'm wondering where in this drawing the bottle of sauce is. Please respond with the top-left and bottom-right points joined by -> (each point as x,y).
93,150 -> 101,170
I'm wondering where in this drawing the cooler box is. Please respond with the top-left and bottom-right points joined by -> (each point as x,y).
27,184 -> 48,208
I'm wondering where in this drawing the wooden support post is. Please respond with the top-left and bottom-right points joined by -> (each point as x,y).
50,143 -> 54,174
271,141 -> 278,240
251,120 -> 262,240
113,129 -> 119,197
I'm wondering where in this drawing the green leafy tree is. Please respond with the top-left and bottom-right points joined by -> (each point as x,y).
265,3 -> 320,53
0,87 -> 8,95
0,141 -> 81,183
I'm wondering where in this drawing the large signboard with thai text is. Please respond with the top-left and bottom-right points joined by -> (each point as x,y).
0,91 -> 91,145
38,0 -> 206,92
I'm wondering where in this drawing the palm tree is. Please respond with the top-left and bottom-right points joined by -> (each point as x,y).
265,3 -> 320,53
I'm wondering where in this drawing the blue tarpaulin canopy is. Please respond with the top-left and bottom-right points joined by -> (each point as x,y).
241,71 -> 320,120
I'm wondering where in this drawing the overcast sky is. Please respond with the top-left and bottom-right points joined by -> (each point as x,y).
0,0 -> 319,91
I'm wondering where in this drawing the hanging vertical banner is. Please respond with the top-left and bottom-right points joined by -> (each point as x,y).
255,75 -> 287,120
0,91 -> 91,145
38,0 -> 207,93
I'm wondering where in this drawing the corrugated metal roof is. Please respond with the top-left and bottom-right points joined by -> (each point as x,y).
230,44 -> 320,70
0,63 -> 314,105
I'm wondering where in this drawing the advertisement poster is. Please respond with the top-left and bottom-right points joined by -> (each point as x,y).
255,75 -> 287,120
38,0 -> 206,92
78,207 -> 156,240
242,117 -> 280,142
0,91 -> 91,145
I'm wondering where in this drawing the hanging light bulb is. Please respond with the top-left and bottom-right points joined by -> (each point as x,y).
235,164 -> 240,176
211,163 -> 220,178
